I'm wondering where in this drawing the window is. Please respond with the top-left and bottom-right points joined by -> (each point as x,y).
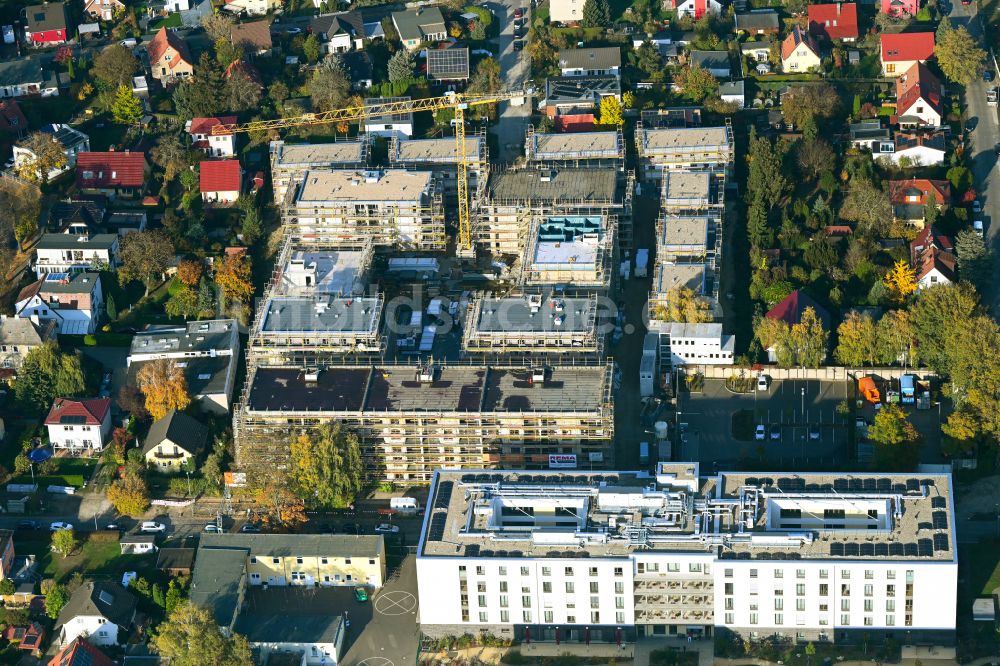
774,613 -> 783,625
774,569 -> 783,579
542,567 -> 551,576
886,600 -> 895,612
614,567 -> 623,577
250,557 -> 257,564
320,558 -> 328,565
796,569 -> 805,579
841,570 -> 851,579
887,585 -> 895,597
887,571 -> 896,580
589,567 -> 598,576
796,584 -> 805,596
478,582 -> 487,593
724,613 -> 734,624
544,611 -> 553,622
565,582 -> 574,594
567,615 -> 576,624
775,598 -> 784,610
499,566 -> 507,576
616,611 -> 625,623
500,595 -> 508,608
500,581 -> 508,592
864,584 -> 873,597
478,595 -> 486,607
865,570 -> 874,580
689,563 -> 702,573
614,582 -> 624,594
521,567 -> 529,576
842,584 -> 850,596
479,612 -> 488,622
564,567 -> 574,576
666,563 -> 679,572
272,558 -> 280,564
296,557 -> 304,565
725,598 -> 734,610
819,584 -> 828,596
477,566 -> 486,576
750,613 -> 758,625
841,600 -> 850,611
750,569 -> 758,578
522,596 -> 531,607
501,611 -> 509,623
345,558 -> 352,565
820,569 -> 829,579
725,583 -> 734,595
864,600 -> 873,612
886,615 -> 895,626
841,614 -> 850,625
523,611 -> 532,622
796,599 -> 805,611
864,616 -> 873,626
591,611 -> 600,623
615,597 -> 624,609
590,596 -> 599,609
543,582 -> 552,593
725,569 -> 733,578
589,581 -> 599,593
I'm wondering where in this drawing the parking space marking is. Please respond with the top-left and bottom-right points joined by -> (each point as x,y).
358,658 -> 394,666
374,591 -> 417,616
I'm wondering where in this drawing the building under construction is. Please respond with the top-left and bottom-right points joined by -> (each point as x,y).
519,214 -> 617,293
461,293 -> 603,361
635,123 -> 734,183
247,238 -> 385,367
524,128 -> 626,170
280,169 -> 446,251
269,140 -> 369,202
476,168 -> 633,259
233,362 -> 616,482
389,133 -> 488,200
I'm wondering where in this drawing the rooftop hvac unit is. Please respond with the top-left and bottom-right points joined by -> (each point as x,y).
418,365 -> 435,383
539,170 -> 555,182
363,170 -> 382,183
304,368 -> 320,382
531,367 -> 546,384
527,294 -> 542,313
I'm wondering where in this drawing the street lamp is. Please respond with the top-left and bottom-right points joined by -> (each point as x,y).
801,387 -> 805,421
185,470 -> 192,497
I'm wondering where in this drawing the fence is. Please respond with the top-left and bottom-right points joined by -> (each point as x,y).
693,365 -> 936,382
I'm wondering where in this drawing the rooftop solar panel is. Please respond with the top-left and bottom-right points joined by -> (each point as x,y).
933,534 -> 949,551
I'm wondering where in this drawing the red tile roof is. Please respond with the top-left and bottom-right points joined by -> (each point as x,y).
188,116 -> 238,136
895,61 -> 943,120
765,289 -> 831,328
914,245 -> 956,282
200,160 -> 241,193
44,397 -> 111,427
46,638 -> 115,666
147,27 -> 193,70
889,178 -> 950,205
880,32 -> 935,63
910,225 -> 954,262
782,25 -> 819,60
554,114 -> 596,132
808,3 -> 859,41
76,151 -> 146,189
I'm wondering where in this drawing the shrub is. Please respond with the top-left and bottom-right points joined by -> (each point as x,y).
83,334 -> 98,346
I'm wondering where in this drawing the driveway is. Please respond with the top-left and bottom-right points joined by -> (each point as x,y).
953,0 -> 1000,314
340,554 -> 421,666
488,0 -> 531,163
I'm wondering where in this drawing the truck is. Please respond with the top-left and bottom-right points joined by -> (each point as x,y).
858,376 -> 880,404
900,374 -> 916,405
916,378 -> 932,410
988,87 -> 999,108
635,249 -> 649,278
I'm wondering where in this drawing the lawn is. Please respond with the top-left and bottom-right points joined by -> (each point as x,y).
17,533 -> 155,583
149,12 -> 181,30
967,540 -> 1000,596
10,457 -> 96,489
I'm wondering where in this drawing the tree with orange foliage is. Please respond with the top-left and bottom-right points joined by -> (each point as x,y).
253,481 -> 308,530
215,252 -> 254,304
136,359 -> 190,420
176,259 -> 204,287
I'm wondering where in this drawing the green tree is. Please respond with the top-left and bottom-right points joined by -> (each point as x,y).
781,83 -> 840,129
106,294 -> 118,322
946,165 -> 972,192
118,230 -> 175,296
165,286 -> 200,318
909,282 -> 980,374
675,64 -> 718,102
582,0 -> 610,26
224,67 -> 262,112
747,131 -> 788,208
215,37 -> 243,68
387,49 -> 415,83
955,229 -> 991,287
747,199 -> 773,249
869,403 -> 920,471
172,54 -> 224,120
310,59 -> 351,112
112,84 -> 143,125
107,471 -> 151,516
197,276 -> 216,315
839,180 -> 892,237
42,581 -> 68,620
874,309 -> 917,367
303,34 -> 321,63
834,311 -> 878,367
597,95 -> 624,125
935,26 -> 986,85
153,583 -> 166,609
796,139 -> 834,180
288,424 -> 364,509
152,602 -> 253,666
789,306 -> 828,368
51,529 -> 77,558
92,44 -> 141,88
151,132 -> 190,183
165,581 -> 184,615
15,131 -> 69,183
0,579 -> 15,596
14,342 -> 85,410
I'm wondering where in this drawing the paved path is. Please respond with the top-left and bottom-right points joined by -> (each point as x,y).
489,0 -> 531,163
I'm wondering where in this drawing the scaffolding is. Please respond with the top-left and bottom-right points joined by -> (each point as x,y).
232,361 -> 616,483
280,169 -> 447,252
518,214 -> 618,293
635,120 -> 735,182
524,126 -> 626,169
461,293 -> 604,362
269,138 -> 371,203
388,128 -> 490,202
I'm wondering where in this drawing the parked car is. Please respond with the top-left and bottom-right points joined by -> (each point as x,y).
808,425 -> 821,441
513,6 -> 523,18
973,199 -> 982,214
769,424 -> 781,441
757,375 -> 770,392
754,424 -> 766,441
985,69 -> 995,82
354,587 -> 369,602
513,39 -> 523,50
204,524 -> 222,533
139,521 -> 166,533
974,219 -> 984,237
49,522 -> 73,531
374,523 -> 399,534
240,524 -> 262,533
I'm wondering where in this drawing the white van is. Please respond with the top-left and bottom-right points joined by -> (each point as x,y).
389,497 -> 421,514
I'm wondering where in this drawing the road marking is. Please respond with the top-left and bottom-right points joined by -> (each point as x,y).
358,658 -> 394,666
374,591 -> 417,616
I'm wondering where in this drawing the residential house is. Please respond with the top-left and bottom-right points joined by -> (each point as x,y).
142,409 -> 208,472
719,80 -> 745,108
734,9 -> 780,35
781,25 -> 821,72
763,290 -> 831,363
200,159 -> 241,204
891,178 -> 950,225
230,20 -> 272,55
363,97 -> 414,138
15,272 -> 103,334
0,57 -> 58,98
33,231 -> 118,275
147,28 -> 194,83
4,622 -> 45,653
882,0 -> 918,17
391,7 -> 446,50
84,0 -> 125,21
914,243 -> 955,289
156,547 -> 195,576
0,316 -> 55,373
54,582 -> 137,647
120,535 -> 157,555
550,0 -> 584,21
311,11 -> 368,53
740,41 -> 772,64
558,47 -> 622,77
343,50 -> 374,89
187,116 -> 237,157
689,50 -> 731,78
78,21 -> 100,40
0,530 -> 15,580
13,123 -> 90,181
24,3 -> 69,46
425,46 -> 469,82
849,119 -> 892,151
910,225 -> 953,263
664,0 -> 722,19
44,397 -> 112,452
46,638 -> 115,666
127,320 -> 241,413
50,196 -> 107,235
222,0 -> 281,16
808,2 -> 859,41
76,151 -> 147,195
164,0 -> 191,11
543,76 -> 621,118
884,130 -> 946,166
0,100 -> 27,137
105,210 -> 147,235
236,588 -> 346,666
880,32 -> 935,76
895,61 -> 943,127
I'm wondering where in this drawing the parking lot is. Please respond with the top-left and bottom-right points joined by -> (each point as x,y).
675,377 -> 853,469
341,553 -> 421,666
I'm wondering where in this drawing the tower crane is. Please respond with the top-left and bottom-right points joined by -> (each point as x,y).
215,90 -> 532,253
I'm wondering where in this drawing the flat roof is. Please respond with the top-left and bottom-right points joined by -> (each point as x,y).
36,233 -> 117,250
236,587 -> 344,645
659,215 -> 712,249
130,320 -> 236,355
246,365 -> 610,415
659,322 -> 724,339
489,169 -> 618,203
271,141 -> 367,167
662,172 -> 712,202
639,126 -> 731,154
276,249 -> 368,296
420,467 -> 956,560
472,296 -> 596,334
296,169 -> 431,204
532,216 -> 603,267
655,263 -> 706,294
200,533 -> 384,558
259,296 -> 380,335
392,137 -> 482,164
529,131 -> 624,161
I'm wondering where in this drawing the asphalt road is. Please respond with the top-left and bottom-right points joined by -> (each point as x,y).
488,0 -> 532,162
953,0 -> 1000,313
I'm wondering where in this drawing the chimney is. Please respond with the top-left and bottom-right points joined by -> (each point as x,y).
837,2 -> 841,14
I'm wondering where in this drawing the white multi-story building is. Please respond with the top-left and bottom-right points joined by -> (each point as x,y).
636,125 -> 734,182
44,397 -> 112,451
417,466 -> 957,647
647,321 -> 734,366
33,233 -> 119,277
